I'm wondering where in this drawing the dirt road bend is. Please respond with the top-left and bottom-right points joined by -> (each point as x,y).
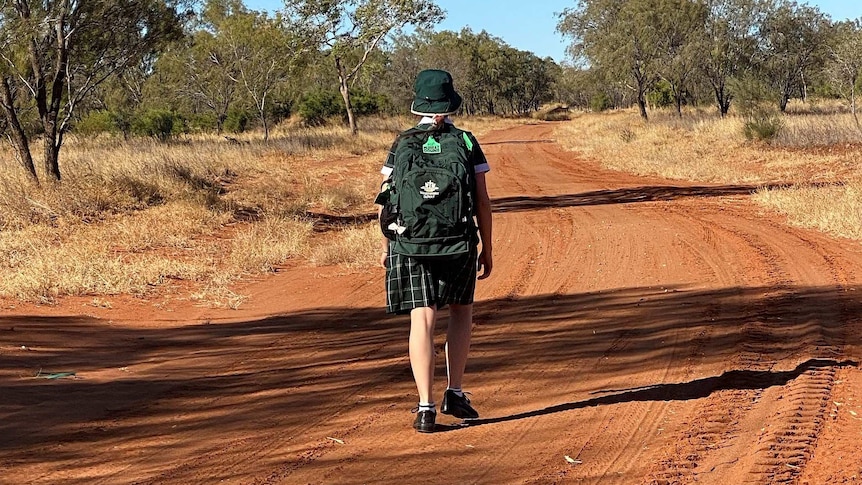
2,122 -> 862,484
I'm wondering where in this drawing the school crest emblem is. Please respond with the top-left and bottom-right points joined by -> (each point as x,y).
420,180 -> 440,199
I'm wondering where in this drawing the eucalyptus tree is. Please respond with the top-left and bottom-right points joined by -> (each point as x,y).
221,8 -> 307,141
553,65 -> 595,109
0,62 -> 37,181
699,0 -> 766,116
655,0 -> 708,116
558,0 -> 666,120
0,0 -> 184,182
167,0 -> 246,134
392,28 -> 499,115
499,49 -> 556,114
826,19 -> 862,129
384,32 -> 430,110
465,29 -> 513,115
517,54 -> 558,113
758,0 -> 831,111
284,0 -> 443,134
386,27 -> 558,116
417,28 -> 474,111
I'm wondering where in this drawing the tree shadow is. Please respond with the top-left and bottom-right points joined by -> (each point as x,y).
0,283 -> 859,465
481,139 -> 556,145
305,211 -> 378,231
491,182 -> 841,213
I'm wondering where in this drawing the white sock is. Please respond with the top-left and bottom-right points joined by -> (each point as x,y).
447,388 -> 464,397
418,402 -> 436,413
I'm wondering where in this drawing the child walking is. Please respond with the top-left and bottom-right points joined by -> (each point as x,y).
377,69 -> 493,433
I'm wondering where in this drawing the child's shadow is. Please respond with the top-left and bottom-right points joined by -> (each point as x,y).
432,358 -> 857,433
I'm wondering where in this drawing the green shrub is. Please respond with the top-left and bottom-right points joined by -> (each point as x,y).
352,90 -> 389,116
743,109 -> 783,141
187,113 -> 217,133
132,109 -> 177,142
730,74 -> 784,142
75,110 -> 118,136
171,115 -> 189,137
224,109 -> 250,133
270,100 -> 292,123
648,80 -> 674,108
590,92 -> 613,112
298,90 -> 343,126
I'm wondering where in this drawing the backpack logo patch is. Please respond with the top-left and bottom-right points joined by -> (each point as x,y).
420,180 -> 440,199
422,137 -> 441,154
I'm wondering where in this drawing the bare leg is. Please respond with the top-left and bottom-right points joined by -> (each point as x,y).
409,306 -> 437,404
445,303 -> 473,390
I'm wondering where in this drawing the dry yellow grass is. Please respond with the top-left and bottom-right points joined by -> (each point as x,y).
753,182 -> 862,240
0,115 -> 517,305
310,223 -> 381,267
556,106 -> 862,243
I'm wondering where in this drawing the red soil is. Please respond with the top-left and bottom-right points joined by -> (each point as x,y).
2,123 -> 861,484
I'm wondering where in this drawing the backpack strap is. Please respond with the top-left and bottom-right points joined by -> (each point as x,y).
462,132 -> 473,152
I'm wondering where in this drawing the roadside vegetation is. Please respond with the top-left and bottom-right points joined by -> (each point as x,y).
557,102 -> 862,241
0,116 -> 517,305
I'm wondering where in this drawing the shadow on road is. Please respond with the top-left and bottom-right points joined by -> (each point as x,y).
455,358 -> 858,429
308,182 -> 845,227
492,182 -> 841,213
481,139 -> 556,146
1,283 -> 859,459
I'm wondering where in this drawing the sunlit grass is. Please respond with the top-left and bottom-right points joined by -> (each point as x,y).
556,103 -> 862,242
0,115 -> 517,305
753,182 -> 862,241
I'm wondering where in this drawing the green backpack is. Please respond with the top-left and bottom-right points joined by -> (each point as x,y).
386,124 -> 477,260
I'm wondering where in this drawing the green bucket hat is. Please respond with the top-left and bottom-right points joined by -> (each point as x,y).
410,69 -> 462,116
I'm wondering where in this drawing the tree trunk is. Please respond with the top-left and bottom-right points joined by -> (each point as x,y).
712,81 -> 731,117
852,78 -> 860,132
339,82 -> 356,135
635,76 -> 649,120
637,94 -> 648,120
41,104 -> 62,181
672,82 -> 683,117
260,107 -> 269,142
43,137 -> 62,181
35,6 -> 69,182
0,77 -> 39,183
634,69 -> 649,120
335,57 -> 357,135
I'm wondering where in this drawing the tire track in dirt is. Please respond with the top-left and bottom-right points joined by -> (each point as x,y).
477,128 -> 858,484
419,125 -> 738,484
644,200 -> 855,484
126,299 -> 407,484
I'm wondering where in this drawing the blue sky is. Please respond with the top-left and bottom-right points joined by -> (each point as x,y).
246,0 -> 861,62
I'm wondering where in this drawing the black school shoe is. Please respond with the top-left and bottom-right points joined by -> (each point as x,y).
412,409 -> 436,433
441,389 -> 479,419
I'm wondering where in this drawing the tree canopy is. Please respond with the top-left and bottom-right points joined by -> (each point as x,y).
3,0 -> 862,182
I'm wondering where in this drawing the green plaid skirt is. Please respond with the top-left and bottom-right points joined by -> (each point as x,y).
385,242 -> 478,314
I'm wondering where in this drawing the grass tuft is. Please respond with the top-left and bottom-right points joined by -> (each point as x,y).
310,223 -> 381,267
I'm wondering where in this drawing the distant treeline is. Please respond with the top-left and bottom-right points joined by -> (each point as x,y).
558,0 -> 862,122
1,0 -> 860,183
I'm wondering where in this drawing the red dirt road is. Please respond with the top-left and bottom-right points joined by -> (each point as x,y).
2,123 -> 862,484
